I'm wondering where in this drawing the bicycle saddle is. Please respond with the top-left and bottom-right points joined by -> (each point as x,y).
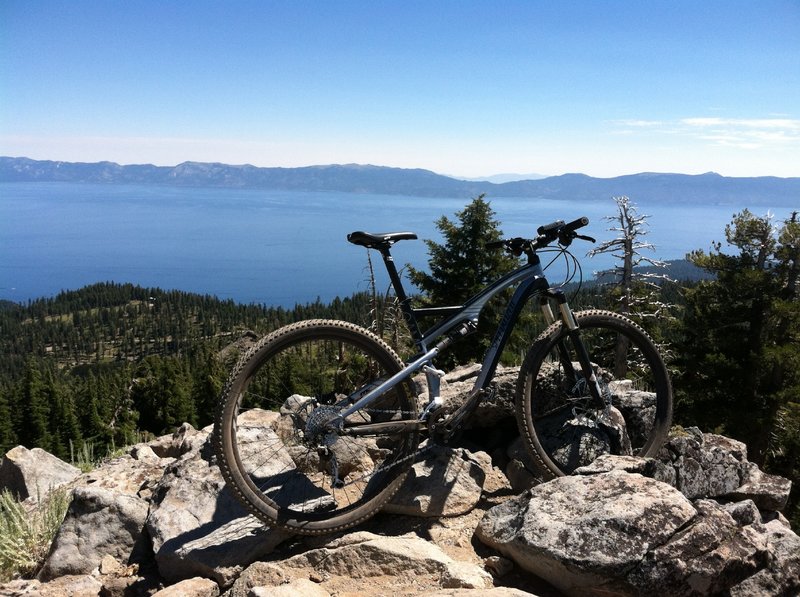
347,231 -> 418,248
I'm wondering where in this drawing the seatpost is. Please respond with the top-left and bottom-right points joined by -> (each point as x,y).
376,245 -> 423,343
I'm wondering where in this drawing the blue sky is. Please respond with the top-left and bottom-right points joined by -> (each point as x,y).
1,1 -> 798,178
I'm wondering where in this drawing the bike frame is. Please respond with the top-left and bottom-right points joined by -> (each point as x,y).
338,241 -> 597,437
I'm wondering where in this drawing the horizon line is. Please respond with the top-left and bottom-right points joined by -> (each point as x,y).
3,155 -> 799,182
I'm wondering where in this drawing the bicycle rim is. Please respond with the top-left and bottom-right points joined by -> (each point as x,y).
215,320 -> 419,534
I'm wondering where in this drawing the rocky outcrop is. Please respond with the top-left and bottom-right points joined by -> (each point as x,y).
658,428 -> 792,509
281,531 -> 491,589
144,426 -> 291,587
477,434 -> 799,596
0,416 -> 795,596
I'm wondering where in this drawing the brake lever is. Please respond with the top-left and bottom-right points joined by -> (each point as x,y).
576,234 -> 596,243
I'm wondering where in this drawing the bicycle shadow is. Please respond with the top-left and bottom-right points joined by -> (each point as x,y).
383,443 -> 487,518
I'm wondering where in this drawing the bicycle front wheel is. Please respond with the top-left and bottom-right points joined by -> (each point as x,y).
517,310 -> 672,479
215,319 -> 419,535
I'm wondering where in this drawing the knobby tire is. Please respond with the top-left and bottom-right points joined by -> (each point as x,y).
516,310 -> 673,479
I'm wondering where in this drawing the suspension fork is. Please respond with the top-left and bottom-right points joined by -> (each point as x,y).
542,291 -> 607,409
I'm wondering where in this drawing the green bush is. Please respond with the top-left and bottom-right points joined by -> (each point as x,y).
0,488 -> 70,581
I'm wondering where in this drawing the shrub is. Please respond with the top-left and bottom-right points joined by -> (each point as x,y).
0,488 -> 70,581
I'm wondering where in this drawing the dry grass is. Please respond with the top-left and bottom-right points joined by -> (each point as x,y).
0,488 -> 70,581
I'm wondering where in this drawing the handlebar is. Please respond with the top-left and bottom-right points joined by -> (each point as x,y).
488,216 -> 595,256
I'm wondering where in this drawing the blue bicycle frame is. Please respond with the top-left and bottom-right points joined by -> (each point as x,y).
338,242 -> 570,435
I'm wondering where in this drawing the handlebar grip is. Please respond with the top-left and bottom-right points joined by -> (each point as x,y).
563,216 -> 589,232
537,220 -> 565,235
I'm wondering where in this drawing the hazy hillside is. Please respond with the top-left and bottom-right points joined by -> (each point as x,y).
2,156 -> 798,204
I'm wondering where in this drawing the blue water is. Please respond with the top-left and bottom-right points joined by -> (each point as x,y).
0,182 -> 795,306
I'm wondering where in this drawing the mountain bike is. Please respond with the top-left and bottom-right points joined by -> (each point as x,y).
214,216 -> 673,535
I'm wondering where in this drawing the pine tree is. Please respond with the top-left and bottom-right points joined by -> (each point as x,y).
678,210 -> 800,467
81,373 -> 110,448
20,360 -> 51,450
407,195 -> 518,364
190,347 -> 224,429
44,370 -> 81,460
0,389 -> 16,453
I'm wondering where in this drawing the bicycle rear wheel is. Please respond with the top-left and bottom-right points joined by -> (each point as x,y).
214,319 -> 419,535
517,310 -> 672,479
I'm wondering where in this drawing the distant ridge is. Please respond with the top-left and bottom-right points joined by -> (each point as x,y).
1,156 -> 798,204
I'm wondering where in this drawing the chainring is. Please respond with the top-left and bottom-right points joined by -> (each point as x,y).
426,405 -> 461,445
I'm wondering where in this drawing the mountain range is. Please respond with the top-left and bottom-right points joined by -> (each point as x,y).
1,156 -> 798,205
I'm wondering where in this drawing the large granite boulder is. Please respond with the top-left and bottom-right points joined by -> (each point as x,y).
385,445 -> 491,517
476,470 -> 696,595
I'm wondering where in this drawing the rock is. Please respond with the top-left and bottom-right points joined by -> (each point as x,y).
720,499 -> 762,526
420,590 -> 539,597
725,462 -> 792,511
151,576 -> 221,597
98,554 -> 123,576
144,429 -> 290,587
504,436 -> 541,491
476,471 -> 696,596
37,485 -> 150,581
283,531 -> 491,589
655,429 -> 793,515
415,364 -> 518,430
504,458 -> 538,493
761,510 -> 793,529
484,555 -> 514,577
0,445 -> 81,501
660,431 -> 748,499
0,575 -> 103,596
574,453 -> 675,485
147,423 -> 208,459
384,445 -> 489,517
729,520 -> 800,596
627,499 -> 769,594
226,562 -> 291,597
6,416 -> 795,597
130,444 -> 160,462
75,450 -> 171,501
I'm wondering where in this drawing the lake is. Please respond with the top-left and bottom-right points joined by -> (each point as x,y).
1,182 -> 796,306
